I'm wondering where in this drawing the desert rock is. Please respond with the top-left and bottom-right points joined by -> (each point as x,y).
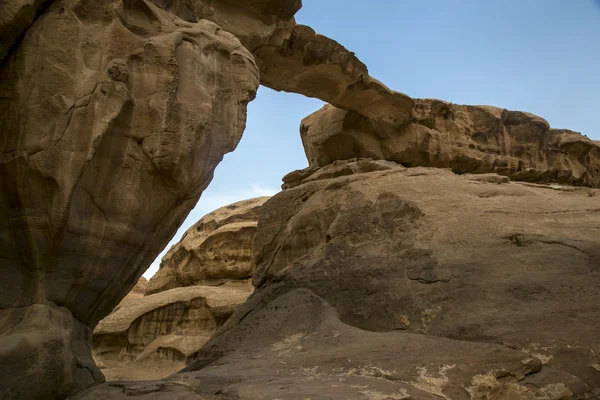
146,197 -> 270,295
79,161 -> 600,399
204,161 -> 600,397
148,2 -> 415,126
0,0 -> 258,398
0,0 -> 50,62
149,0 -> 301,53
93,282 -> 252,381
120,277 -> 148,303
301,101 -> 600,187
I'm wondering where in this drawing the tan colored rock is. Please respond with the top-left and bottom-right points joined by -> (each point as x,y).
146,197 -> 270,295
149,0 -> 301,52
257,25 -> 414,126
0,0 -> 258,398
120,277 -> 148,303
0,303 -> 101,400
0,0 -> 50,62
148,2 -> 414,127
188,161 -> 599,397
93,282 -> 252,381
300,101 -> 600,187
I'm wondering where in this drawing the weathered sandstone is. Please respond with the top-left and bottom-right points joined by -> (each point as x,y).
0,0 -> 50,62
148,1 -> 414,126
120,277 -> 148,303
146,196 -> 270,295
0,0 -> 258,397
300,101 -> 600,187
76,160 -> 600,399
93,282 -> 252,381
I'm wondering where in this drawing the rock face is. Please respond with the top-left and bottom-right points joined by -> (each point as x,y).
75,160 -> 600,399
93,282 -> 252,381
120,277 -> 148,303
301,101 -> 600,187
0,0 -> 258,398
0,0 -> 50,62
146,196 -> 270,295
149,0 -> 302,53
148,1 -> 415,127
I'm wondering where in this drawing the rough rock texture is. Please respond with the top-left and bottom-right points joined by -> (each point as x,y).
149,0 -> 302,52
75,161 -> 600,399
301,101 -> 600,187
93,282 -> 252,381
0,0 -> 258,398
120,277 -> 148,303
0,0 -> 50,62
0,303 -> 101,400
149,1 -> 415,126
146,196 -> 270,295
257,25 -> 414,126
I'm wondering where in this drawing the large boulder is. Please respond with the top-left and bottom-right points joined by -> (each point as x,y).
93,282 -> 252,381
77,160 -> 600,399
0,0 -> 259,398
300,101 -> 600,187
146,196 -> 270,295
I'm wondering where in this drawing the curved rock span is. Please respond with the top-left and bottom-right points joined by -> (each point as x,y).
146,196 -> 270,295
2,0 -> 599,398
0,0 -> 258,398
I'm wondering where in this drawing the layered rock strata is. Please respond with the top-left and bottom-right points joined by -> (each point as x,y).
300,102 -> 600,187
78,160 -> 600,399
146,196 -> 270,295
93,282 -> 252,381
0,0 -> 258,398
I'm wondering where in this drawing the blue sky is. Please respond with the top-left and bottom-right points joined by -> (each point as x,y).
143,1 -> 600,278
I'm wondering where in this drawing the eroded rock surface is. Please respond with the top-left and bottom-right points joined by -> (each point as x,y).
146,196 -> 270,295
149,1 -> 415,127
301,101 -> 600,187
93,282 -> 252,381
0,0 -> 50,62
0,0 -> 258,397
120,277 -> 148,303
76,161 -> 600,399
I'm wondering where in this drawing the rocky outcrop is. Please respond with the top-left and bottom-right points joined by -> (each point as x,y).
0,0 -> 50,62
0,0 -> 258,398
120,277 -> 148,303
93,282 -> 252,381
146,197 -> 270,295
75,160 -> 600,399
301,101 -> 600,187
149,0 -> 302,53
256,25 -> 414,126
148,1 -> 414,127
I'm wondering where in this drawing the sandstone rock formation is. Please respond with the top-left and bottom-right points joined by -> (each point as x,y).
148,1 -> 414,127
93,282 -> 252,381
301,101 -> 600,187
146,196 -> 270,295
74,160 -> 600,399
149,0 -> 302,53
120,277 -> 148,303
3,0 -> 599,398
0,0 -> 50,62
0,0 -> 258,398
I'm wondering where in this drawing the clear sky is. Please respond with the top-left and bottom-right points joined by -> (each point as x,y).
143,0 -> 600,278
